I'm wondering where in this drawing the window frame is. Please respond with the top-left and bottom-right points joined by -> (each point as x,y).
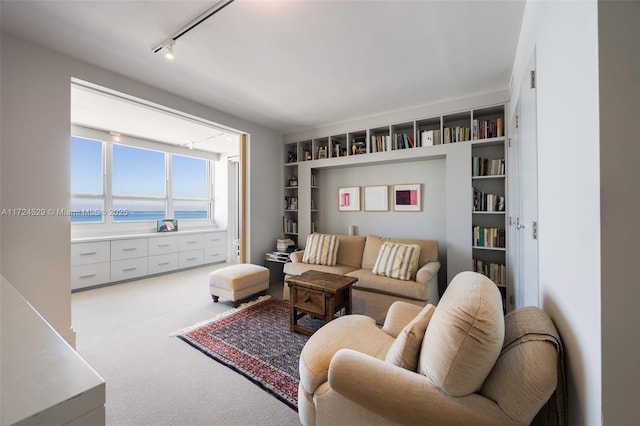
70,126 -> 217,233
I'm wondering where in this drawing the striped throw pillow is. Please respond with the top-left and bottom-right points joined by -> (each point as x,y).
302,234 -> 339,266
372,242 -> 421,281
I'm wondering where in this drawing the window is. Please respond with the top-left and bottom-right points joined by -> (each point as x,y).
112,144 -> 166,221
172,155 -> 210,220
70,137 -> 104,223
70,135 -> 215,226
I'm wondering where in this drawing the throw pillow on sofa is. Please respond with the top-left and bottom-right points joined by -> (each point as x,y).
302,233 -> 339,266
372,242 -> 421,281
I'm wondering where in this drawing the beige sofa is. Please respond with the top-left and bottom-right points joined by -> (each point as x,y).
298,271 -> 564,425
283,234 -> 440,323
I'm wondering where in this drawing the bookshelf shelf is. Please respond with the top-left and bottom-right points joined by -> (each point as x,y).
473,246 -> 506,252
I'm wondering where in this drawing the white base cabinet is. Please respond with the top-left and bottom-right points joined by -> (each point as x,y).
71,230 -> 227,291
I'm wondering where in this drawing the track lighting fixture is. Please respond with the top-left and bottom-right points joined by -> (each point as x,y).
152,0 -> 235,58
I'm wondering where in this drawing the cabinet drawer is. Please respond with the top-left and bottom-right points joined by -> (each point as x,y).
71,241 -> 110,266
148,235 -> 179,256
179,249 -> 204,269
292,287 -> 325,316
110,257 -> 148,282
179,234 -> 205,251
71,262 -> 110,290
203,232 -> 226,248
148,253 -> 179,275
111,238 -> 148,261
204,246 -> 226,264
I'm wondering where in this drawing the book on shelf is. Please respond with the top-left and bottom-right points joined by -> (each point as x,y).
282,217 -> 297,234
472,117 -> 505,140
285,196 -> 298,211
472,157 -> 505,177
473,258 -> 506,286
444,126 -> 471,143
473,188 -> 506,212
473,226 -> 506,248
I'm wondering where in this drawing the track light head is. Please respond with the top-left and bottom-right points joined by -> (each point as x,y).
164,41 -> 175,60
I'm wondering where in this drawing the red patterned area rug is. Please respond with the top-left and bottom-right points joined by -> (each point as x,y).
174,296 -> 322,410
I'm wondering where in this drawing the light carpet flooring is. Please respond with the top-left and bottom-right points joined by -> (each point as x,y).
72,264 -> 300,426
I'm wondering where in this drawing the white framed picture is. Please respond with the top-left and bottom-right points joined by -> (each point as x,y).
364,185 -> 388,211
393,183 -> 422,212
338,187 -> 360,211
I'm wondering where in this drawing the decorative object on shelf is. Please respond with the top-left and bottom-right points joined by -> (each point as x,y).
338,186 -> 360,211
348,225 -> 358,236
157,218 -> 178,232
318,147 -> 327,159
364,185 -> 388,211
288,176 -> 298,187
393,184 -> 422,212
287,150 -> 297,163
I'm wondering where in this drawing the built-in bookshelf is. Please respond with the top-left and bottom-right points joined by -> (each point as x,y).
283,163 -> 298,244
470,105 -> 507,309
283,102 -> 509,309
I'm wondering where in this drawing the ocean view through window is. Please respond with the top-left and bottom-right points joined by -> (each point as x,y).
71,136 -> 213,224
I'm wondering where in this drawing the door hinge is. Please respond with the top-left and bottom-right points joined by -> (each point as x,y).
532,221 -> 538,239
530,70 -> 536,89
515,115 -> 519,128
508,137 -> 511,147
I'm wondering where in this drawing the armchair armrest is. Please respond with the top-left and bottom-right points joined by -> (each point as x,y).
289,250 -> 304,263
328,349 -> 514,425
416,261 -> 440,284
380,301 -> 424,338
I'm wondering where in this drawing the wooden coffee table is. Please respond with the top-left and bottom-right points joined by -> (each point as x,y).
286,270 -> 358,336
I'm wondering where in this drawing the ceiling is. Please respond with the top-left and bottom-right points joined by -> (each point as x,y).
1,0 -> 525,138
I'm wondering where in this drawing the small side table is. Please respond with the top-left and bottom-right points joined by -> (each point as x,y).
285,270 -> 358,336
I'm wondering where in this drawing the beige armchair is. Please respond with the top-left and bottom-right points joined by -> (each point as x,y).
298,271 -> 565,426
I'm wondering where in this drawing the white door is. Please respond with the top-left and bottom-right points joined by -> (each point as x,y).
513,50 -> 540,307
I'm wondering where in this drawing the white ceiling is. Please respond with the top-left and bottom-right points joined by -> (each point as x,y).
0,0 -> 525,136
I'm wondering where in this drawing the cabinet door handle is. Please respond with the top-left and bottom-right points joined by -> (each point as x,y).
158,262 -> 170,266
123,248 -> 137,251
187,241 -> 197,244
79,274 -> 97,279
80,251 -> 97,256
123,267 -> 137,272
158,244 -> 170,247
187,257 -> 197,261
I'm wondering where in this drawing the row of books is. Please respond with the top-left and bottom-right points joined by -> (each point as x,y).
276,238 -> 295,252
444,126 -> 471,143
285,196 -> 298,211
472,118 -> 503,140
473,258 -> 506,286
473,226 -> 506,248
265,251 -> 292,262
472,157 -> 505,177
283,217 -> 297,234
473,189 -> 505,212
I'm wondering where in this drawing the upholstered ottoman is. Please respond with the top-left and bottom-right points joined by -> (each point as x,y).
209,264 -> 270,307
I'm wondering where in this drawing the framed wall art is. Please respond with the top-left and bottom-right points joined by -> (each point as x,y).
338,186 -> 360,211
393,184 -> 422,212
364,185 -> 388,211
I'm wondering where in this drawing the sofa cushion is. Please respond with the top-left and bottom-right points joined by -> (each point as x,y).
346,269 -> 428,301
335,235 -> 367,268
362,235 -> 439,276
302,233 -> 339,266
418,271 -> 504,396
385,304 -> 435,371
372,242 -> 421,281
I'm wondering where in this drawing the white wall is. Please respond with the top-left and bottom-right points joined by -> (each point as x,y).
0,35 -> 283,343
597,1 -> 640,424
511,2 -> 601,424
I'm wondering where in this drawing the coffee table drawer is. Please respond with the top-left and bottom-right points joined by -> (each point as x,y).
293,287 -> 325,316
